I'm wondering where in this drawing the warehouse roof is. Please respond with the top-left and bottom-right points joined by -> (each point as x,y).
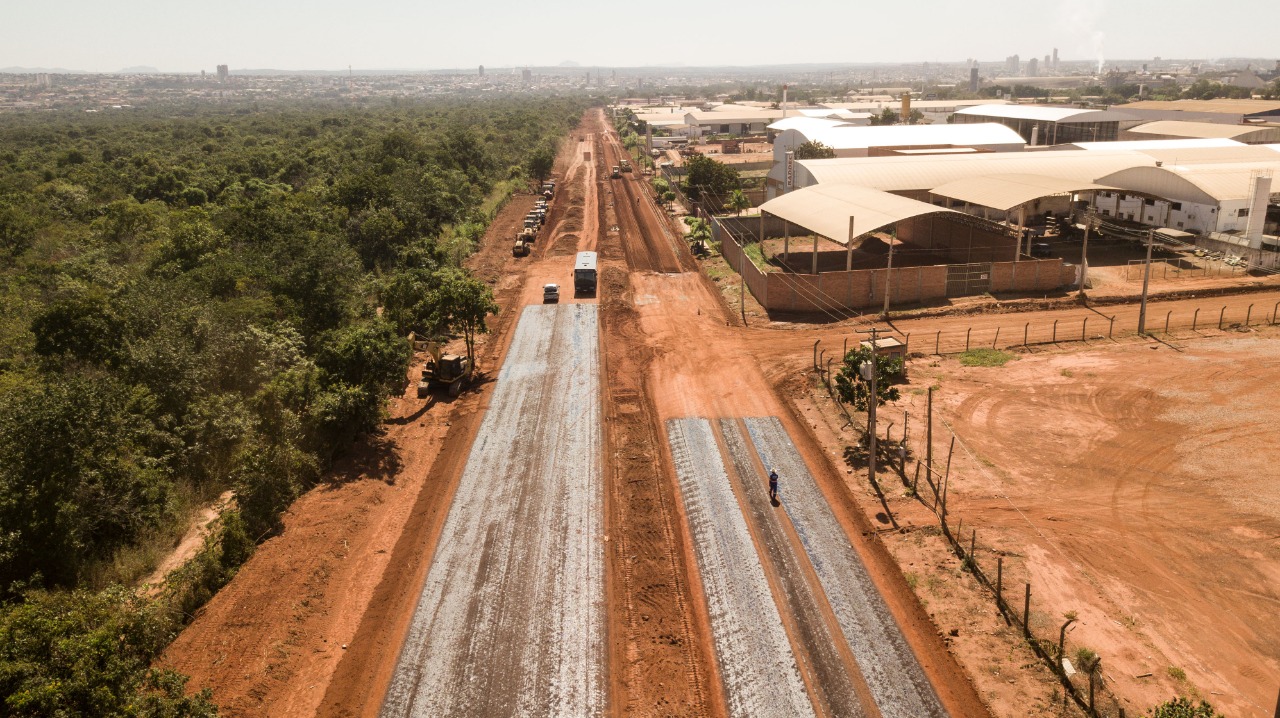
1070,138 -> 1245,151
768,116 -> 850,132
776,122 -> 1026,151
759,184 -> 963,245
955,104 -> 1135,123
929,173 -> 1116,211
1127,121 -> 1280,143
684,108 -> 787,124
796,149 -> 1154,191
1119,99 -> 1280,115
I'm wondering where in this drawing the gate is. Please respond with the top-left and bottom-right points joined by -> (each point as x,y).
946,263 -> 992,297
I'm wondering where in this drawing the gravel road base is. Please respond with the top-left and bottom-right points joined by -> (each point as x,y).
745,417 -> 947,718
381,304 -> 604,717
666,418 -> 815,718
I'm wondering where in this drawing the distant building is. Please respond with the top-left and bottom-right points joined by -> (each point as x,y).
1005,55 -> 1019,75
521,68 -> 531,83
1027,58 -> 1038,77
952,104 -> 1136,144
216,64 -> 229,82
479,65 -> 485,77
969,65 -> 980,93
1052,48 -> 1059,72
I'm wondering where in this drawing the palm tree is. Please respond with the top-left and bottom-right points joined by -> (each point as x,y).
725,189 -> 750,216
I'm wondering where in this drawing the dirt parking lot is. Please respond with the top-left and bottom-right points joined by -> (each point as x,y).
892,330 -> 1280,716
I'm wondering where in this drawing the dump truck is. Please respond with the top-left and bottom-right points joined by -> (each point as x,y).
418,342 -> 472,398
620,159 -> 632,173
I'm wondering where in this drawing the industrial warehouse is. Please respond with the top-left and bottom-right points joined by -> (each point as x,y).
629,96 -> 1280,314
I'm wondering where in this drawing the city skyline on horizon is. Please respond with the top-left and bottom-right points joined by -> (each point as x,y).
3,0 -> 1277,75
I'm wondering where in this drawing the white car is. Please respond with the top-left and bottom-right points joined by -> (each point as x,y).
543,283 -> 560,303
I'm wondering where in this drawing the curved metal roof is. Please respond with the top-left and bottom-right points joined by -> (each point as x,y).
929,173 -> 1116,211
954,104 -> 1136,123
759,184 -> 965,245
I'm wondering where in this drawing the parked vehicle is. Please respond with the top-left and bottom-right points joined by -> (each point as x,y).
543,283 -> 560,303
611,166 -> 621,179
1030,242 -> 1052,258
513,237 -> 530,257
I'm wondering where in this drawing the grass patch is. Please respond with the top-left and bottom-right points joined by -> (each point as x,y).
742,241 -> 779,272
958,348 -> 1016,367
1168,665 -> 1187,681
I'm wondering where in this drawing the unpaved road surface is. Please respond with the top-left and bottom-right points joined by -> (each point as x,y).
381,304 -> 604,717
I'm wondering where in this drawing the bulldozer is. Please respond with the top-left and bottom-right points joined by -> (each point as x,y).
417,342 -> 473,398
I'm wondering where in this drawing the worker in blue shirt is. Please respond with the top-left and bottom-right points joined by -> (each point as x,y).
768,469 -> 779,502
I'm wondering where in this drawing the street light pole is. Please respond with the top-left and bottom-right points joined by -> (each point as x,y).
1138,228 -> 1154,334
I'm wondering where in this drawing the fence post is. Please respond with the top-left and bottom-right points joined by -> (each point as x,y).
1273,301 -> 1279,325
935,330 -> 941,355
1246,303 -> 1253,327
969,529 -> 976,566
843,337 -> 848,358
1024,322 -> 1029,346
965,327 -> 971,352
904,333 -> 910,354
819,349 -> 826,372
1219,305 -> 1227,330
1023,583 -> 1032,638
1193,307 -> 1200,331
826,358 -> 833,387
1052,319 -> 1058,343
996,556 -> 1004,612
1109,315 -> 1115,339
813,339 -> 820,370
1082,316 -> 1088,342
1165,310 -> 1171,335
993,326 -> 1000,349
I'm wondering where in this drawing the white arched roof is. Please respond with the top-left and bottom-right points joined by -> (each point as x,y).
759,184 -> 966,245
930,173 -> 1116,211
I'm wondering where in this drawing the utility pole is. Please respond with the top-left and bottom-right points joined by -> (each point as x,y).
856,327 -> 880,485
882,234 -> 895,317
1078,215 -> 1091,298
1137,228 -> 1154,334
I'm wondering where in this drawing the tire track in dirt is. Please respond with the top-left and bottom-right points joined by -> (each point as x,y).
381,304 -> 604,717
666,418 -> 815,718
744,417 -> 948,718
599,263 -> 717,717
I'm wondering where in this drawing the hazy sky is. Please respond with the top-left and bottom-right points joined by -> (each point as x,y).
3,0 -> 1277,72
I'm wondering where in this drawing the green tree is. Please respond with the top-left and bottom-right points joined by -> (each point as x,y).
683,154 -> 740,203
1145,697 -> 1223,718
833,346 -> 903,411
869,108 -> 900,126
724,189 -> 750,216
426,268 -> 499,364
526,142 -> 556,184
683,216 -> 712,252
0,587 -> 218,716
793,140 -> 836,160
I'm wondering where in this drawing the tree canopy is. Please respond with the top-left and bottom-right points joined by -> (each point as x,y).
0,95 -> 586,713
793,140 -> 836,160
683,154 -> 740,204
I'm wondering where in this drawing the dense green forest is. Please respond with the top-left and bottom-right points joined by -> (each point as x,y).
0,96 -> 585,714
